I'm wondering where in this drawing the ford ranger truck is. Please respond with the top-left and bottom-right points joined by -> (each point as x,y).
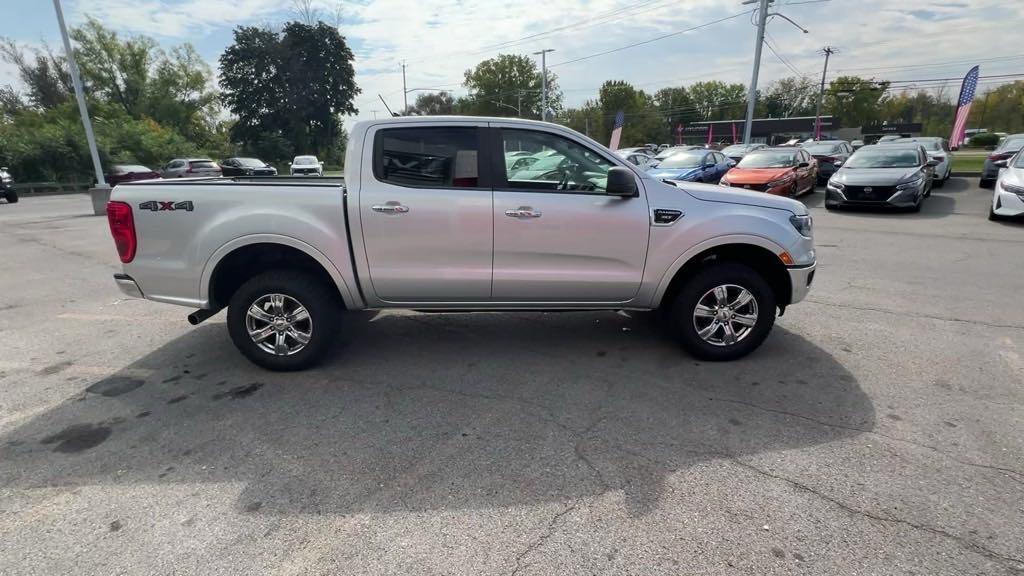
107,117 -> 816,371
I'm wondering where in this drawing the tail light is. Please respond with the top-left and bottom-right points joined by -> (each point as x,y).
107,201 -> 137,263
989,152 -> 1013,161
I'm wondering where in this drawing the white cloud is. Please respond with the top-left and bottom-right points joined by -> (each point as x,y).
68,0 -> 283,37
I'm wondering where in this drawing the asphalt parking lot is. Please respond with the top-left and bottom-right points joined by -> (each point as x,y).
1,179 -> 1022,575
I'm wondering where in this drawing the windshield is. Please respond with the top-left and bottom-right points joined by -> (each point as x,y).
657,152 -> 703,169
998,137 -> 1024,152
114,165 -> 150,173
189,160 -> 217,169
907,139 -> 942,151
845,148 -> 921,168
722,145 -> 755,155
804,144 -> 842,155
737,151 -> 798,168
236,158 -> 266,167
1014,152 -> 1024,168
656,147 -> 692,159
294,156 -> 318,165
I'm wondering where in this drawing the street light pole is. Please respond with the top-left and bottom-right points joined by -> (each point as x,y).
401,61 -> 408,114
534,49 -> 554,121
741,0 -> 770,144
52,0 -> 105,190
814,46 -> 836,140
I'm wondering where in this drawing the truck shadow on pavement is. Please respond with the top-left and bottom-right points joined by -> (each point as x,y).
0,311 -> 873,517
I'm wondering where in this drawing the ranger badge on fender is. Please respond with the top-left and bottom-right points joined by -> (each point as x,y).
139,201 -> 194,212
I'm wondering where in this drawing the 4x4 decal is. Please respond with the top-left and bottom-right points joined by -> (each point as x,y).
139,201 -> 193,212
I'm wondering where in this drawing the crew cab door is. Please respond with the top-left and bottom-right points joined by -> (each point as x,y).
358,124 -> 493,302
490,126 -> 649,302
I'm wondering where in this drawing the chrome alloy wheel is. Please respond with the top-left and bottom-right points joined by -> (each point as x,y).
692,284 -> 759,347
245,294 -> 312,356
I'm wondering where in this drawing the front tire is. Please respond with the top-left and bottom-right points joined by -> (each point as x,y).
669,263 -> 777,361
227,270 -> 341,371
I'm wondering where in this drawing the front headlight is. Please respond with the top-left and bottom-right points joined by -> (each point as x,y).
719,177 -> 730,186
1000,180 -> 1024,195
790,214 -> 813,237
896,177 -> 924,190
827,180 -> 844,190
767,176 -> 794,188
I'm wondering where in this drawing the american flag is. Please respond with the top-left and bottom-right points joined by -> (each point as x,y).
950,66 -> 980,148
608,110 -> 625,151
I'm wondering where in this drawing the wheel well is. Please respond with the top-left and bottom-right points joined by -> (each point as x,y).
208,243 -> 343,309
661,244 -> 792,309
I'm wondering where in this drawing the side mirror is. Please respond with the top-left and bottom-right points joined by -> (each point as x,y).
926,159 -> 940,167
606,167 -> 638,197
798,162 -> 810,168
993,159 -> 1008,168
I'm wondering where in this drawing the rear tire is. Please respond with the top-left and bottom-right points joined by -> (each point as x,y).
669,263 -> 776,361
4,190 -> 18,203
227,270 -> 341,371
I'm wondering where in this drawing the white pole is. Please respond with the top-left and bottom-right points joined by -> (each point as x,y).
53,0 -> 106,188
534,49 -> 554,121
742,0 -> 770,144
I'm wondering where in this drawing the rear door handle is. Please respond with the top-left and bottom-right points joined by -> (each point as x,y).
371,203 -> 409,214
505,207 -> 542,218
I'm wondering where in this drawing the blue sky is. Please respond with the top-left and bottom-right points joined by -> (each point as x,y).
2,0 -> 1022,126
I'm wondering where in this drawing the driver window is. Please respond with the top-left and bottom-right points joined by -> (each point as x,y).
501,129 -> 614,193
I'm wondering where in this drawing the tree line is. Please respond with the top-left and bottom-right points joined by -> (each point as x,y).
0,17 -> 358,182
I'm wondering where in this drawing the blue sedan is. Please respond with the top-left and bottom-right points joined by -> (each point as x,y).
647,150 -> 734,184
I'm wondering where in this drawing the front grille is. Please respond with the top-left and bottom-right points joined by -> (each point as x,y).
843,185 -> 895,201
293,168 -> 317,174
730,183 -> 768,192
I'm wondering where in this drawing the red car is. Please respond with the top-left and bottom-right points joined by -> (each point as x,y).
105,164 -> 161,186
719,147 -> 817,197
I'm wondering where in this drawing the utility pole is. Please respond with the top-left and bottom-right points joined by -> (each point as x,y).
814,46 -> 836,140
741,0 -> 770,144
400,61 -> 408,114
52,0 -> 106,196
536,49 -> 552,120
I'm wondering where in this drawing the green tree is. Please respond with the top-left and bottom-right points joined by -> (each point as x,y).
596,80 -> 664,145
758,76 -> 817,118
70,17 -> 155,117
654,86 -> 697,138
688,81 -> 747,121
559,100 -> 603,138
969,81 -> 1024,134
462,54 -> 561,119
825,76 -> 889,127
409,91 -> 456,115
0,40 -> 71,110
219,22 -> 359,162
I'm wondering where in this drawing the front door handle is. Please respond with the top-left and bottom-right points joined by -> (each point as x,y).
505,207 -> 542,218
371,203 -> 410,214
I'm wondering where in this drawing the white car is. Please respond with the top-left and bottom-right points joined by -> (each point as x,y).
880,137 -> 952,186
990,150 -> 1024,221
290,155 -> 323,176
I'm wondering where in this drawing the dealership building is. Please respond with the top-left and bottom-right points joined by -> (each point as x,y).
677,116 -> 924,146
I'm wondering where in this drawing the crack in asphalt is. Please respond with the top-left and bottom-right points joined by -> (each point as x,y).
713,397 -> 1024,485
804,299 -> 1024,331
724,456 -> 1024,571
509,498 -> 582,576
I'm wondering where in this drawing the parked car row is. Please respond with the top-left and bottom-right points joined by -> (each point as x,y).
100,155 -> 325,185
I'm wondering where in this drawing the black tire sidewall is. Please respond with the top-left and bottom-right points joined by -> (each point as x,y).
670,262 -> 777,361
227,270 -> 340,371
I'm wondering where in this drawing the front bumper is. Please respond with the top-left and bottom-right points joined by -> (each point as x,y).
825,186 -> 921,208
787,262 -> 816,304
113,273 -> 144,299
993,186 -> 1024,217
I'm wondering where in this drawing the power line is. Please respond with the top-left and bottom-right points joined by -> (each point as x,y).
763,33 -> 808,78
549,9 -> 755,68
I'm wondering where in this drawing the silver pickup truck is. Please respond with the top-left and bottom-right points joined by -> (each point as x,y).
107,117 -> 816,371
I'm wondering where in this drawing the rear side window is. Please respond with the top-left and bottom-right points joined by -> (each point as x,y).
189,160 -> 217,169
375,127 -> 480,188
